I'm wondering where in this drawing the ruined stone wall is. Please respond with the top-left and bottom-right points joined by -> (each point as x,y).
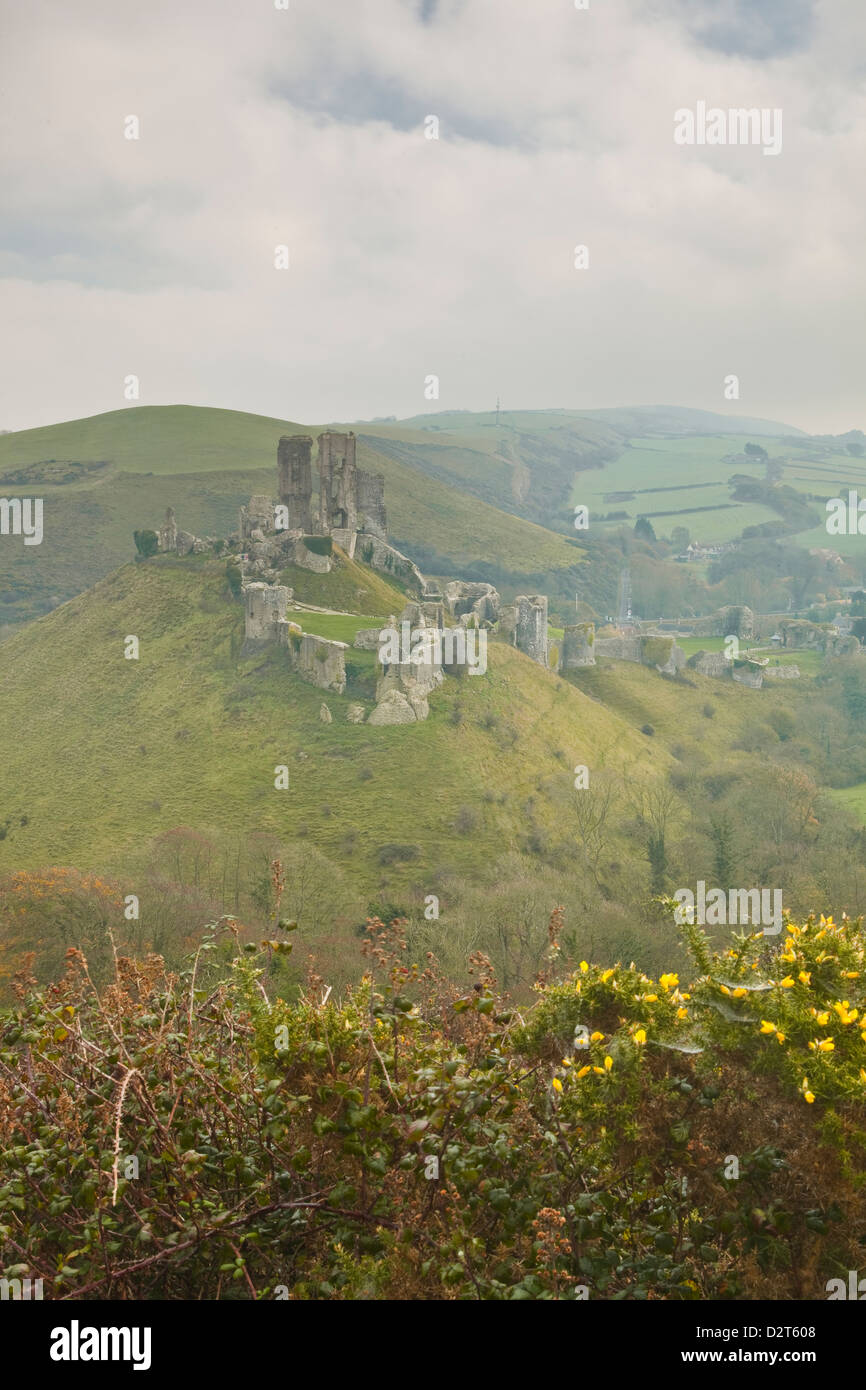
318,432 -> 358,535
594,634 -> 642,663
443,581 -> 500,626
763,664 -> 801,679
691,605 -> 754,639
292,633 -> 347,694
356,468 -> 387,538
732,666 -> 764,689
277,436 -> 314,532
561,622 -> 596,668
357,534 -> 428,594
515,595 -> 548,664
243,582 -> 290,648
687,650 -> 730,678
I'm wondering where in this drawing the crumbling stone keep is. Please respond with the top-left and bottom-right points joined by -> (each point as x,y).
277,436 -> 314,532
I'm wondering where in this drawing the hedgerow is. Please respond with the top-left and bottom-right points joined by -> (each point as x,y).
0,911 -> 864,1300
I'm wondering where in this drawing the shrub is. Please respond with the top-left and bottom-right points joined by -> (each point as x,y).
225,561 -> 243,598
641,723 -> 655,737
1,911 -> 863,1300
133,529 -> 159,560
301,535 -> 333,558
376,843 -> 420,865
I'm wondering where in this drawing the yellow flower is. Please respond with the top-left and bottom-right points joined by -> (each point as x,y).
859,1069 -> 866,1085
592,1066 -> 605,1075
600,969 -> 615,984
787,923 -> 801,936
804,1090 -> 815,1104
720,985 -> 731,996
811,1010 -> 830,1026
780,949 -> 797,964
604,1055 -> 613,1071
552,1077 -> 563,1093
760,1020 -> 776,1034
659,973 -> 679,991
576,1065 -> 591,1078
643,994 -> 659,1003
801,1077 -> 815,1104
676,1007 -> 689,1020
580,961 -> 589,973
808,1037 -> 835,1052
731,987 -> 748,999
779,976 -> 795,988
561,1057 -> 572,1067
633,1029 -> 647,1045
833,1001 -> 858,1025
843,971 -> 860,979
776,1032 -> 786,1044
590,1030 -> 605,1043
798,971 -> 811,985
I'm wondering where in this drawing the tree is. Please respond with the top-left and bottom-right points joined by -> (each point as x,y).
671,525 -> 690,551
133,528 -> 159,559
634,516 -> 656,543
226,561 -> 243,597
709,814 -> 737,888
744,442 -> 768,461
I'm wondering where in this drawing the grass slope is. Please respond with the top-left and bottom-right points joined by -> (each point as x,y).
0,406 -> 584,631
0,556 -> 670,892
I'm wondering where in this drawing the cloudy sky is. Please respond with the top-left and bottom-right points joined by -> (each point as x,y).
0,0 -> 863,434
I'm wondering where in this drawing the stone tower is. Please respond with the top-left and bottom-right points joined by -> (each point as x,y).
515,595 -> 549,665
355,468 -> 387,538
243,582 -> 290,648
277,436 -> 314,533
318,432 -> 358,537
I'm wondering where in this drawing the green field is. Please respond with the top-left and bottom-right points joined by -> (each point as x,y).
829,783 -> 866,826
571,436 -> 782,542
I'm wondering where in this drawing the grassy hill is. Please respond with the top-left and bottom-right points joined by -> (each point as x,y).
0,554 -> 668,891
0,405 -> 586,634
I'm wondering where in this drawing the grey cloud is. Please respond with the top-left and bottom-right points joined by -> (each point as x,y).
674,0 -> 815,59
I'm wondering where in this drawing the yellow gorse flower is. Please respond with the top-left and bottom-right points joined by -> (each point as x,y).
659,973 -> 679,991
552,1077 -> 563,1093
633,1029 -> 646,1045
832,1001 -> 858,1025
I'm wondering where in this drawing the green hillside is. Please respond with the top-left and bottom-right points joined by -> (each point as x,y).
0,555 -> 662,889
0,405 -> 584,633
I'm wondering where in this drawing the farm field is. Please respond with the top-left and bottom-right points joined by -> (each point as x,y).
571,435 -> 782,542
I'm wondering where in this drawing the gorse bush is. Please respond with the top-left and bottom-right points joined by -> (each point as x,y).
0,911 -> 864,1300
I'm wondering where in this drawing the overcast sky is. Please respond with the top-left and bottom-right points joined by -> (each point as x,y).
0,0 -> 863,434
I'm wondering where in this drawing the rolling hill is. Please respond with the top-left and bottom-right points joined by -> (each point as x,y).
0,405 -> 585,633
